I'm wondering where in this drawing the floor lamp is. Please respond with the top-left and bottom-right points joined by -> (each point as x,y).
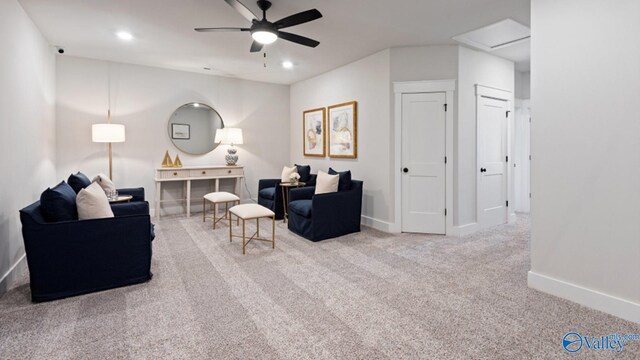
92,110 -> 125,180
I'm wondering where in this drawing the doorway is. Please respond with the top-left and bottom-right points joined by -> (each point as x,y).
401,92 -> 446,233
476,85 -> 512,229
393,80 -> 454,235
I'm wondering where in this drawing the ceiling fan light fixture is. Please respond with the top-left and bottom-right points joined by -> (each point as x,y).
251,30 -> 277,45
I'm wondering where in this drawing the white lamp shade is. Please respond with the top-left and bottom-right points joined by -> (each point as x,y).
92,124 -> 126,143
215,127 -> 243,145
214,128 -> 227,144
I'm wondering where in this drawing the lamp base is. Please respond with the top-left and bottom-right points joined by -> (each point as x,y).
225,147 -> 238,166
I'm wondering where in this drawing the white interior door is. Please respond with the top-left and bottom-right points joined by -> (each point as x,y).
401,92 -> 446,234
478,96 -> 508,228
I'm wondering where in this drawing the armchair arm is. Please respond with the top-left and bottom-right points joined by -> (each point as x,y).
117,187 -> 145,202
259,179 -> 280,191
312,189 -> 362,226
111,201 -> 150,217
289,187 -> 315,201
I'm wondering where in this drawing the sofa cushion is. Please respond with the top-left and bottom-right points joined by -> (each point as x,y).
67,172 -> 92,194
295,164 -> 311,182
280,166 -> 297,183
77,182 -> 115,220
92,173 -> 116,193
315,170 -> 339,195
40,181 -> 78,222
289,200 -> 312,218
259,187 -> 275,200
329,168 -> 352,192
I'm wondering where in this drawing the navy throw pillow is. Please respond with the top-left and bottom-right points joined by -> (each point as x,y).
295,164 -> 311,182
40,181 -> 78,222
328,168 -> 352,191
67,172 -> 91,194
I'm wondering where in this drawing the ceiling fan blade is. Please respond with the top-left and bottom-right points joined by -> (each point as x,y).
277,31 -> 320,48
250,41 -> 264,53
194,27 -> 250,32
274,9 -> 322,29
224,0 -> 258,22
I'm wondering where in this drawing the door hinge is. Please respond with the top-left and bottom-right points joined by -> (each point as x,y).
506,110 -> 511,118
444,103 -> 448,112
444,208 -> 447,216
444,156 -> 447,164
506,155 -> 509,162
529,193 -> 531,198
506,200 -> 509,207
529,155 -> 531,160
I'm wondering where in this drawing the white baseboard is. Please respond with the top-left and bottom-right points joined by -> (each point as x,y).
0,254 -> 27,296
451,222 -> 479,237
509,212 -> 517,224
361,215 -> 393,233
528,271 -> 640,324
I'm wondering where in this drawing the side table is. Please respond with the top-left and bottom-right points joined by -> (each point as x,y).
109,195 -> 133,203
280,182 -> 305,223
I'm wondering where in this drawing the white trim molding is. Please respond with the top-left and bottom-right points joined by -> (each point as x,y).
361,215 -> 393,233
393,79 -> 455,235
450,223 -> 480,237
528,271 -> 640,324
0,254 -> 27,296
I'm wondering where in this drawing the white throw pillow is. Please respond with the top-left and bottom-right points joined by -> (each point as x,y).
77,182 -> 115,220
281,166 -> 296,183
315,170 -> 339,195
92,173 -> 116,193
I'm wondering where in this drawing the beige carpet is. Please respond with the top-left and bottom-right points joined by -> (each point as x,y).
1,214 -> 639,359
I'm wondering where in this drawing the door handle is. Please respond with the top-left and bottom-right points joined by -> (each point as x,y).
403,168 -> 409,173
480,168 -> 487,173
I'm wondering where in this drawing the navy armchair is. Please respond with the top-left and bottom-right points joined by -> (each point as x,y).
258,175 -> 316,220
19,198 -> 154,302
287,180 -> 363,241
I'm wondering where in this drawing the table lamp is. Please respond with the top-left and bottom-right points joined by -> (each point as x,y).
215,128 -> 243,166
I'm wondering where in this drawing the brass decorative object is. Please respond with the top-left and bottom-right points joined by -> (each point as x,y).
174,154 -> 183,168
161,150 -> 174,168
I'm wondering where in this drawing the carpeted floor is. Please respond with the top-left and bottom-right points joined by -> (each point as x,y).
1,214 -> 639,359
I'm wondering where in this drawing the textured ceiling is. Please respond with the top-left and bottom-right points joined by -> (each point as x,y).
19,0 -> 530,84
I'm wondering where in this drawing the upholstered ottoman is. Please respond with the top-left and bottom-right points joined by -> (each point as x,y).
203,192 -> 240,229
228,204 -> 275,255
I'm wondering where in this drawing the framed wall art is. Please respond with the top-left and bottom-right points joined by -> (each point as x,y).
303,107 -> 326,157
171,123 -> 190,140
328,101 -> 357,158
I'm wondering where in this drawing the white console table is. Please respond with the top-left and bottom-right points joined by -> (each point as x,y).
154,165 -> 244,220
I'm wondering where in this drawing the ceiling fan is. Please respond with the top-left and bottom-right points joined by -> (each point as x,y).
195,0 -> 323,53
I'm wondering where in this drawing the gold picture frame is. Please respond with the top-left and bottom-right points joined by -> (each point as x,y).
328,101 -> 357,159
303,107 -> 326,157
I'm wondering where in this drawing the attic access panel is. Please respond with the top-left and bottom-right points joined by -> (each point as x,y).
453,18 -> 530,51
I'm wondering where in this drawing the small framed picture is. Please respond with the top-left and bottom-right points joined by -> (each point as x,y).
171,123 -> 190,139
303,108 -> 326,157
328,101 -> 357,158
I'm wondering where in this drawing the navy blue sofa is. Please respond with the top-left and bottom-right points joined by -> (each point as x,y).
19,188 -> 153,302
287,180 -> 363,241
258,175 -> 316,220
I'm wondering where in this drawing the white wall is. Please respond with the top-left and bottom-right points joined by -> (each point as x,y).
515,71 -> 531,100
0,0 -> 56,293
56,56 -> 290,215
290,50 -> 392,229
457,46 -> 515,227
529,0 -> 640,323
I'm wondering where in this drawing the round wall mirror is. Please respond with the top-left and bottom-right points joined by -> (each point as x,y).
168,103 -> 224,155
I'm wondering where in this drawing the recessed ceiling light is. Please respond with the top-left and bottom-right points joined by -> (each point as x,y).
193,103 -> 200,107
116,31 -> 134,41
282,61 -> 294,69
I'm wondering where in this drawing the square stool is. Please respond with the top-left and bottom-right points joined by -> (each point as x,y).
203,192 -> 240,229
228,204 -> 275,255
